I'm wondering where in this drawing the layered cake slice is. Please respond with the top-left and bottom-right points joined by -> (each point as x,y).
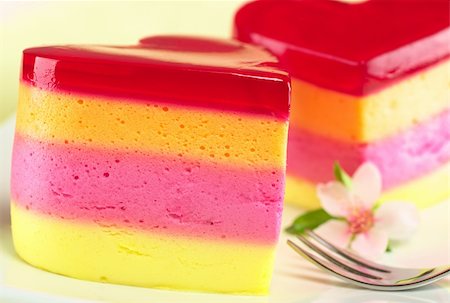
11,36 -> 290,294
234,0 -> 450,209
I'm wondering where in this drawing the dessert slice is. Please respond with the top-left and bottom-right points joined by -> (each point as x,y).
11,36 -> 290,294
234,0 -> 450,209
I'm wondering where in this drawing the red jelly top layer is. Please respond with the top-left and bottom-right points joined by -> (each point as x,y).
234,0 -> 450,95
22,36 -> 290,118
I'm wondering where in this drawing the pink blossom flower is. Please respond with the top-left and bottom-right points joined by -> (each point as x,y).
315,162 -> 420,259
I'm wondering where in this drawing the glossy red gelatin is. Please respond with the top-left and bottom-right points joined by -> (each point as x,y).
234,0 -> 450,95
22,36 -> 290,118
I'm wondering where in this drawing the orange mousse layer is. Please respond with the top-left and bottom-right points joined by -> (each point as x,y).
290,59 -> 450,143
16,83 -> 287,169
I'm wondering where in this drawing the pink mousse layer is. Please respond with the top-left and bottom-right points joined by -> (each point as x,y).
11,135 -> 283,244
288,109 -> 450,188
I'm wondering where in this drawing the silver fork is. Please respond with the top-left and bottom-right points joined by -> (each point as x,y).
287,230 -> 450,291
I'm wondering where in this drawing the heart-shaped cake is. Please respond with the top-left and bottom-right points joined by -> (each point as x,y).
234,0 -> 450,209
11,36 -> 290,294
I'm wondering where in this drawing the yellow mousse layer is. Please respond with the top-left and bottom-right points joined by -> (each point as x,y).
285,163 -> 450,209
290,60 -> 450,143
16,83 -> 287,169
11,203 -> 276,294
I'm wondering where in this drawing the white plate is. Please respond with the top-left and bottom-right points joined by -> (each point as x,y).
0,115 -> 449,303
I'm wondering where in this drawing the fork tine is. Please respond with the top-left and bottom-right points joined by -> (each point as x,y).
287,239 -> 333,273
295,234 -> 382,280
395,266 -> 450,285
287,239 -> 382,285
307,230 -> 391,273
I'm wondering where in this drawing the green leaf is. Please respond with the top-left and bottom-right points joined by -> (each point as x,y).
334,162 -> 352,188
385,241 -> 393,253
285,208 -> 333,235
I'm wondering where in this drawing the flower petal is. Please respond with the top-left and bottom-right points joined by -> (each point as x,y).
351,162 -> 382,209
375,201 -> 420,240
317,181 -> 351,217
351,228 -> 388,260
315,220 -> 352,248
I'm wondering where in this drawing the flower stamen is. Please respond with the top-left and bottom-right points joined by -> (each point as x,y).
347,207 -> 374,234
